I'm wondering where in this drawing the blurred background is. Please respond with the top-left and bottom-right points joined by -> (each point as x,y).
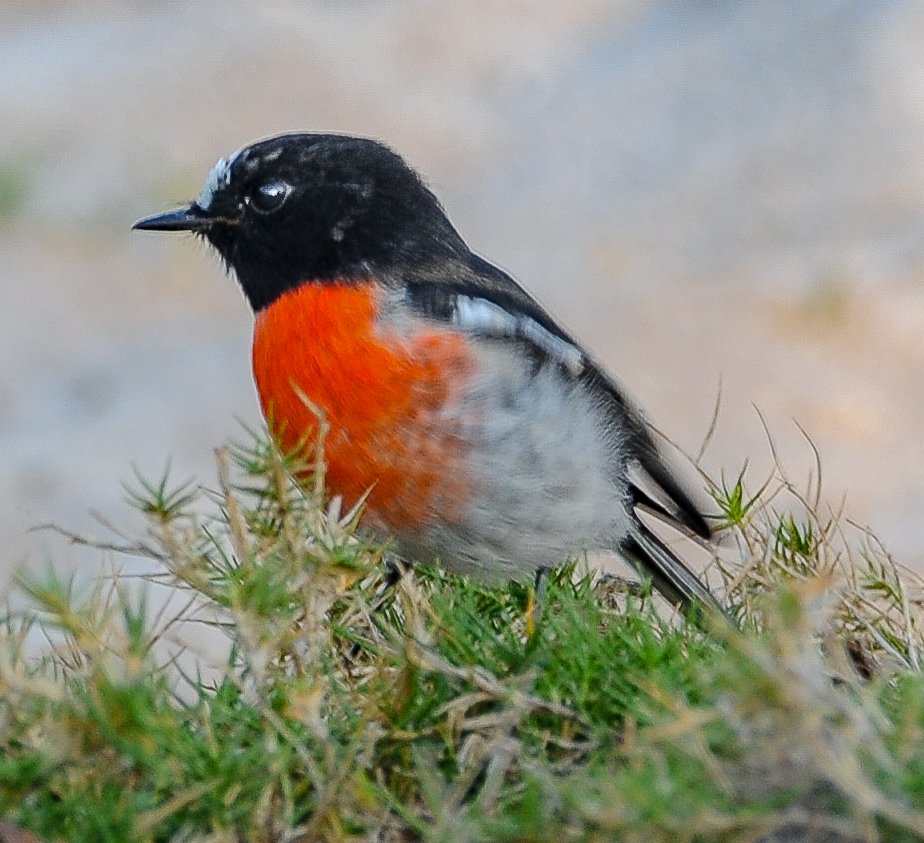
3,0 -> 924,583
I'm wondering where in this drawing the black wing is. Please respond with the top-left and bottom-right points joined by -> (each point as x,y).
399,252 -> 724,616
402,253 -> 712,537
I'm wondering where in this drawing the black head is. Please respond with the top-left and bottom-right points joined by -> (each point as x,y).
133,133 -> 467,311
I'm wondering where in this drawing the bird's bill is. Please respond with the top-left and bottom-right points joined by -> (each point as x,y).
132,205 -> 211,232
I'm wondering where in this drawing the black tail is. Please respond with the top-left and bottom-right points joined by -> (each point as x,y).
621,524 -> 730,624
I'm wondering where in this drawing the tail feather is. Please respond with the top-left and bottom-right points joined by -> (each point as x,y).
621,524 -> 729,623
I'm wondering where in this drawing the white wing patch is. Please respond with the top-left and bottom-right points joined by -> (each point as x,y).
452,296 -> 585,375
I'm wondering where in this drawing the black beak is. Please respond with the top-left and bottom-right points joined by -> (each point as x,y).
132,204 -> 212,232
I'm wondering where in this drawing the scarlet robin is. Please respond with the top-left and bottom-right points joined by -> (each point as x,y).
134,133 -> 722,615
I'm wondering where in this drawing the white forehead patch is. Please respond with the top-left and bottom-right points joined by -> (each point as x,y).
195,143 -> 252,210
196,157 -> 231,210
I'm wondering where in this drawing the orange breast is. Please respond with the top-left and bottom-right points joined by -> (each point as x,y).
252,281 -> 474,530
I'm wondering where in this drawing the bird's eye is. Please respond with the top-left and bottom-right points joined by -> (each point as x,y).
248,180 -> 293,214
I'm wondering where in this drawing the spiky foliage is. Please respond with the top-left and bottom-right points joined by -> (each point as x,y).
1,431 -> 923,842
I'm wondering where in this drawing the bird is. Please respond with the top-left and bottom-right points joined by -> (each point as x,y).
133,132 -> 723,617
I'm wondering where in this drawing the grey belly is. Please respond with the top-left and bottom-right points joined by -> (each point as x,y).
394,344 -> 632,579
